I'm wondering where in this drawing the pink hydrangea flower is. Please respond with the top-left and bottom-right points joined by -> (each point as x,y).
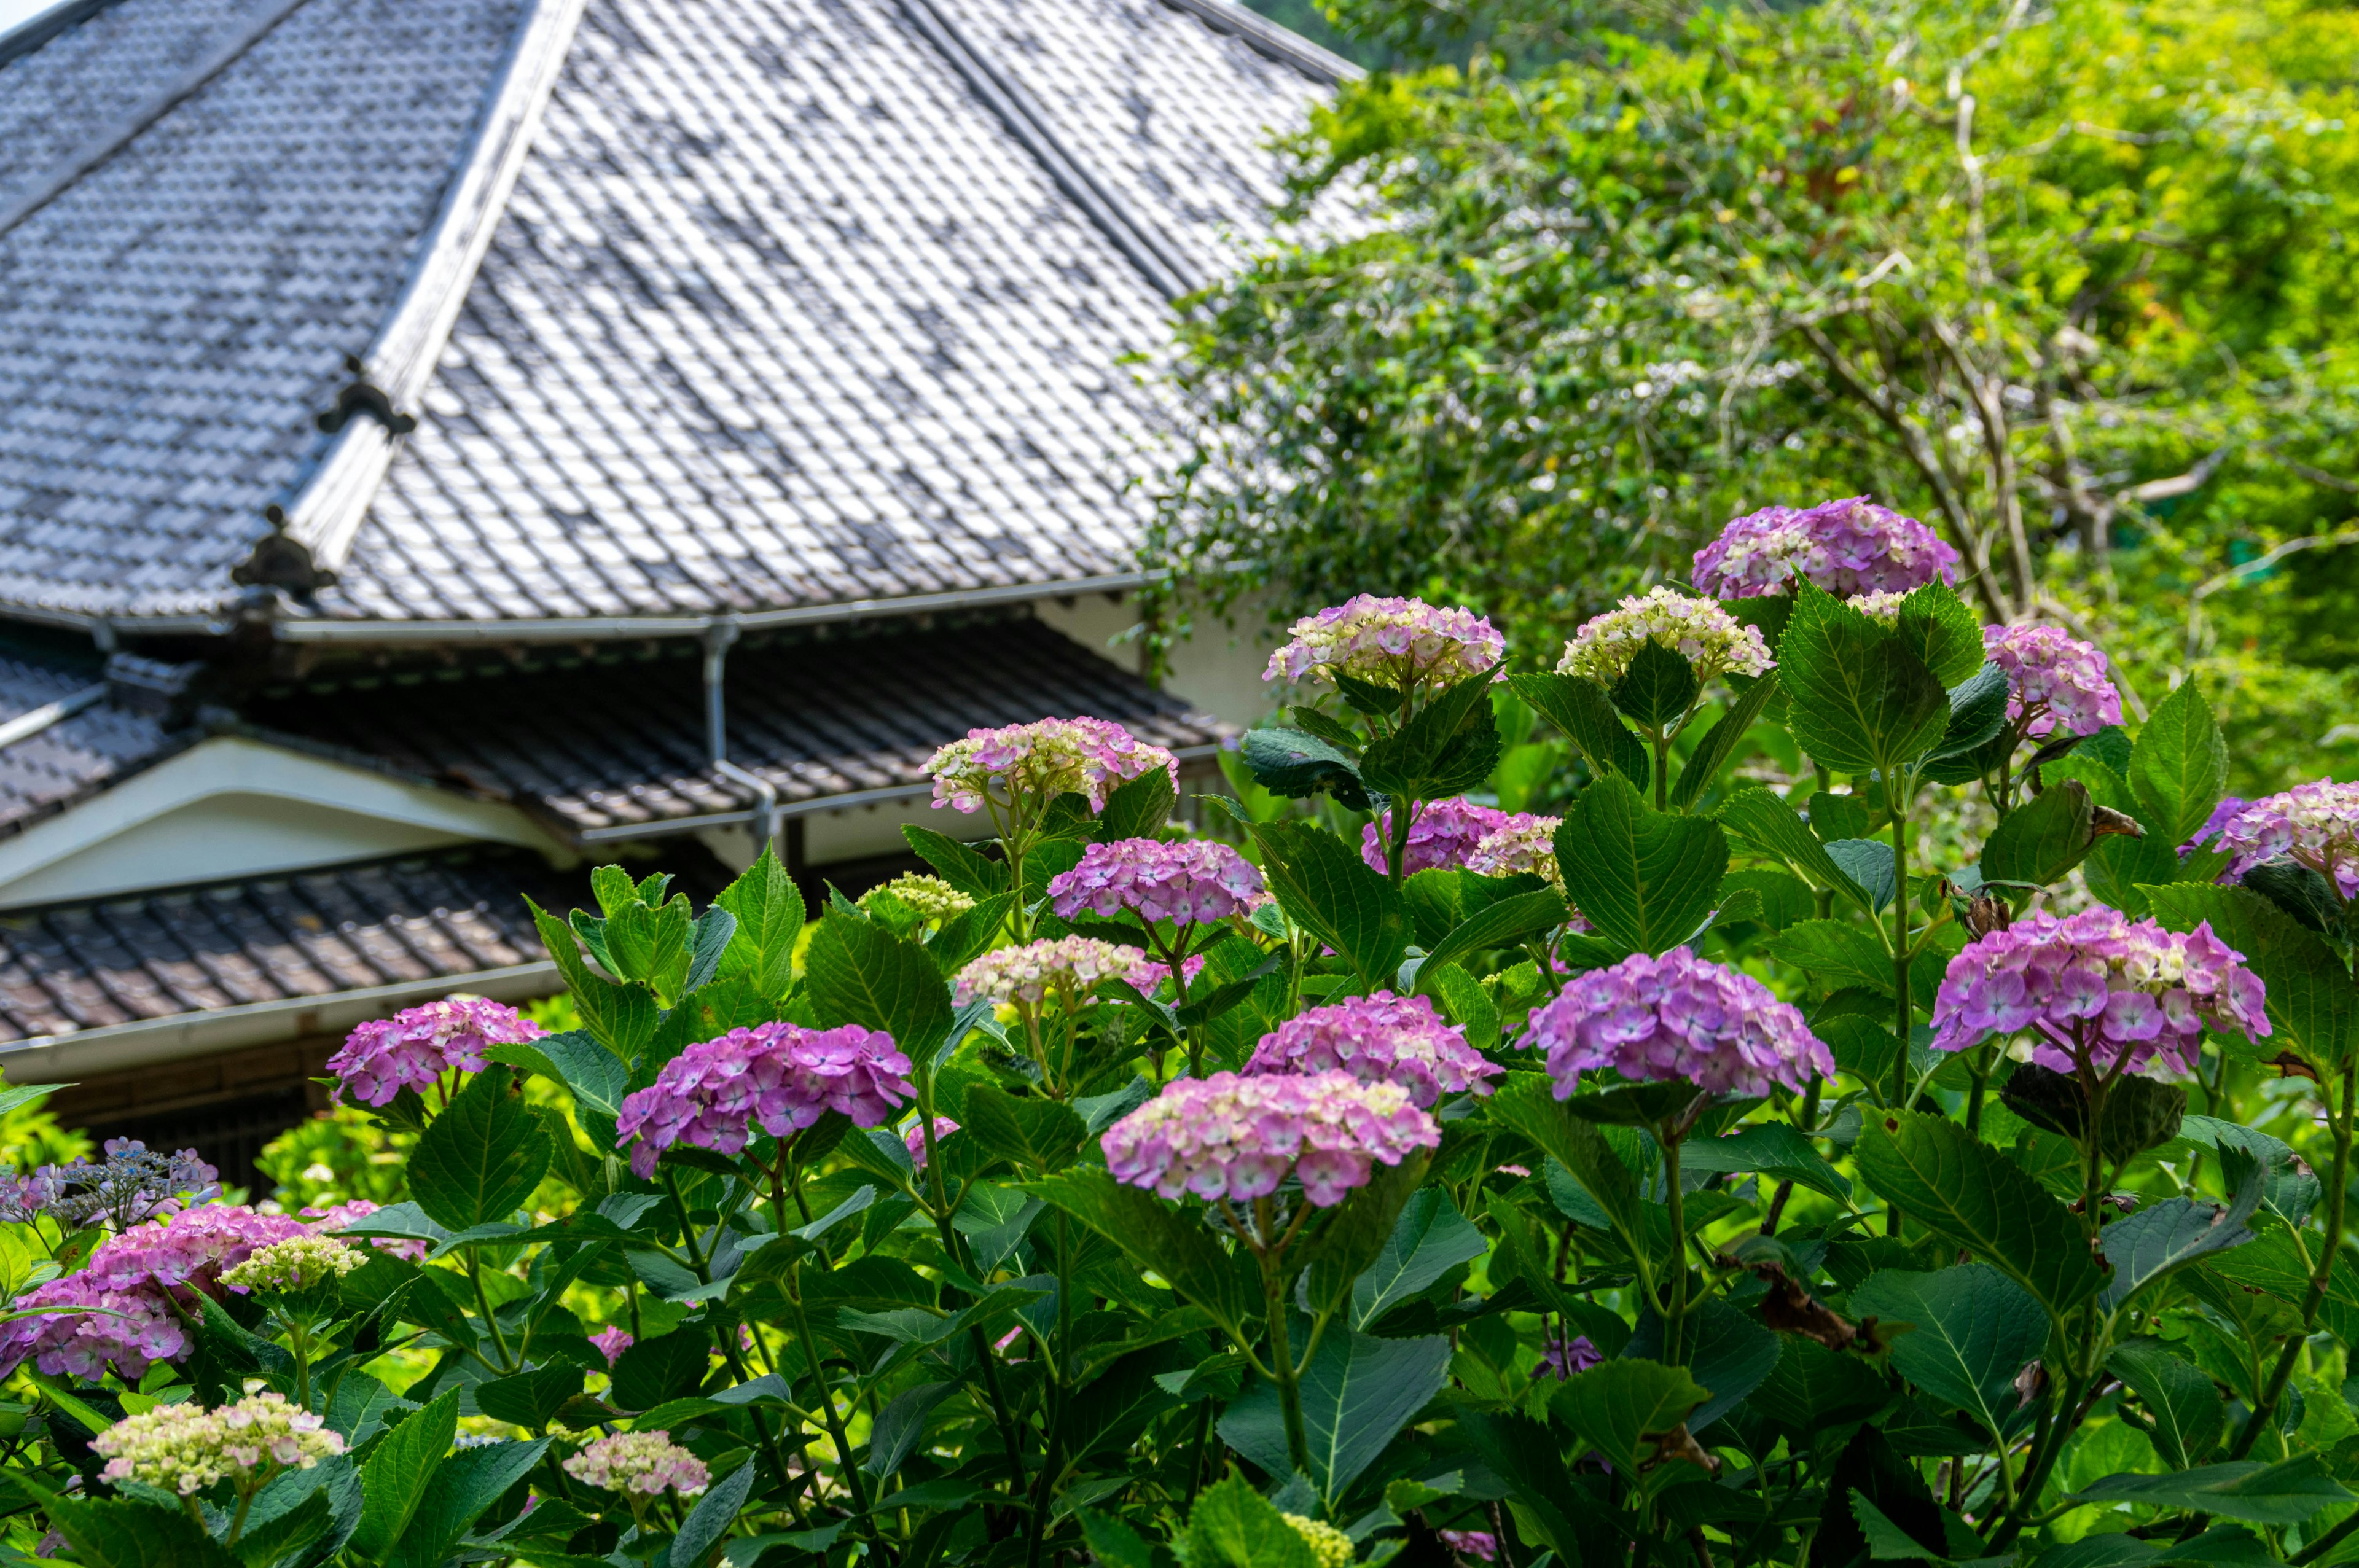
1361,797 -> 1513,875
1465,814 -> 1581,912
1982,625 -> 2124,740
82,1206 -> 308,1297
2212,781 -> 2359,899
1692,497 -> 1962,599
1129,953 -> 1209,994
1264,595 -> 1505,692
1529,948 -> 1832,1099
1046,839 -> 1267,925
1246,991 -> 1501,1108
563,1431 -> 709,1498
590,1326 -> 635,1367
1441,1530 -> 1500,1562
1101,1069 -> 1440,1208
925,717 -> 1178,815
904,1116 -> 958,1170
1931,908 -> 2269,1076
954,937 -> 1159,1006
327,997 -> 545,1107
304,1199 -> 429,1264
614,1023 -> 912,1179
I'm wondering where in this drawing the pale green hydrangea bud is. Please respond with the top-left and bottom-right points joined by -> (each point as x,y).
1284,1513 -> 1355,1568
219,1233 -> 367,1292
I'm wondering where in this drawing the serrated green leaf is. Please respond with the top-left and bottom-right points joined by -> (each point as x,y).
1547,1357 -> 1710,1476
902,825 -> 1010,899
1853,1110 -> 2105,1323
2071,1454 -> 2351,1526
667,1461 -> 754,1568
1360,674 -> 1501,803
1509,671 -> 1649,789
1764,918 -> 1894,997
1416,887 -> 1567,985
1238,728 -> 1370,811
2129,679 -> 2229,849
1186,1476 -> 1318,1568
804,916 -> 955,1062
2109,1340 -> 2226,1470
353,1391 -> 458,1559
409,1066 -> 552,1231
1982,781 -> 2097,888
959,1085 -> 1086,1174
1716,787 -> 1877,914
1350,1188 -> 1489,1329
1848,1265 -> 2044,1441
713,846 -> 804,1000
1027,1169 -> 1256,1337
386,1439 -> 549,1568
1487,1074 -> 1643,1254
1673,672 -> 1780,809
1554,773 -> 1729,956
1218,1328 -> 1452,1505
1893,585 -> 1989,689
1610,639 -> 1701,730
1246,819 -> 1407,991
1098,768 -> 1179,842
1778,582 -> 1951,774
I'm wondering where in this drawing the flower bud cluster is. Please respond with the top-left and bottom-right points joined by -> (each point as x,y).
562,1430 -> 710,1497
1930,907 -> 2269,1076
1264,595 -> 1504,691
863,874 -> 975,922
953,936 -> 1157,1006
1556,585 -> 1773,687
1528,948 -> 1831,1098
219,1233 -> 366,1293
1285,1515 -> 1355,1568
615,1023 -> 912,1178
1101,1069 -> 1439,1208
327,997 -> 545,1107
2212,779 -> 2359,899
1692,497 -> 1960,599
925,717 -> 1177,815
1046,838 -> 1267,926
1981,624 -> 2123,740
94,1393 -> 344,1496
1246,991 -> 1501,1108
1359,797 -> 1512,876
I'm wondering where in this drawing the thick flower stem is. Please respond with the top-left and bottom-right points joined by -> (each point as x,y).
1261,1252 -> 1312,1479
786,1270 -> 871,1519
2231,1058 -> 2356,1460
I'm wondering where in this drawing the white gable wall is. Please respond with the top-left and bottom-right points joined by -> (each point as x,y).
0,735 -> 569,909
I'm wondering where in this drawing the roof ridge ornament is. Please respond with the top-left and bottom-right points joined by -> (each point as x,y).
231,506 -> 338,597
315,355 -> 418,436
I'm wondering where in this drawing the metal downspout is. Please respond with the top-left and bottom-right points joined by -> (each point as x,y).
703,618 -> 781,852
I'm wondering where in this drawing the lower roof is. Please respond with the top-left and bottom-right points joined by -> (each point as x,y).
240,615 -> 1227,840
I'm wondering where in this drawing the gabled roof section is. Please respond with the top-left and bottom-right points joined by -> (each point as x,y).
0,0 -> 537,623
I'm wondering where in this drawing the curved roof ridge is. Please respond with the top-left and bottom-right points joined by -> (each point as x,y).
244,0 -> 590,594
1155,0 -> 1362,86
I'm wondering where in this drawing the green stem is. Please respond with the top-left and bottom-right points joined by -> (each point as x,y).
2231,1059 -> 2356,1459
468,1255 -> 517,1373
1651,728 -> 1672,812
1891,789 -> 1913,1073
289,1319 -> 311,1413
1023,1215 -> 1076,1568
1262,1252 -> 1310,1479
1387,794 -> 1410,886
916,1085 -> 1030,1501
2294,1505 -> 2359,1564
1661,1126 -> 1689,1364
787,1269 -> 872,1518
225,1486 -> 258,1548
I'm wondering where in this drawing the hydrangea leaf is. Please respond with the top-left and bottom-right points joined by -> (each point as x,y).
667,1461 -> 755,1568
1777,582 -> 1951,775
1415,887 -> 1567,985
1184,1476 -> 1318,1568
1025,1169 -> 1258,1338
802,916 -> 954,1063
1359,673 -> 1501,803
1981,779 -> 2097,889
1853,1110 -> 2106,1324
2070,1454 -> 2353,1526
409,1066 -> 552,1233
1348,1187 -> 1487,1330
1762,919 -> 1893,997
1608,639 -> 1701,731
1847,1265 -> 2044,1441
1672,671 -> 1781,809
2108,1340 -> 2228,1470
1621,1295 -> 1779,1432
713,846 -> 804,1000
958,1085 -> 1086,1175
1218,1327 -> 1452,1505
2127,678 -> 2229,849
1545,1357 -> 1710,1477
1508,671 -> 1649,789
1245,820 -> 1407,993
1551,774 -> 1729,956
385,1438 -> 550,1568
1893,584 -> 1988,689
353,1389 -> 458,1559
1715,787 -> 1878,915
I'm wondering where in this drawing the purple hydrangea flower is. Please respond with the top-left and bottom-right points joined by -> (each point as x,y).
1528,948 -> 1832,1099
2183,795 -> 2248,858
2212,781 -> 2359,899
614,1023 -> 913,1178
1440,1531 -> 1500,1563
1692,498 -> 1962,600
925,717 -> 1179,815
1129,953 -> 1209,995
1246,991 -> 1502,1108
327,997 -> 546,1107
1101,1069 -> 1441,1208
904,1115 -> 958,1171
1982,625 -> 2124,740
0,1141 -> 219,1231
1360,797 -> 1513,876
1931,908 -> 2270,1076
1537,1333 -> 1603,1380
564,1431 -> 709,1498
1263,595 -> 1505,692
1046,838 -> 1267,925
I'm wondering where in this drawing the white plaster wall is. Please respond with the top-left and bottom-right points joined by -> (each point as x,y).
1031,590 -> 1281,730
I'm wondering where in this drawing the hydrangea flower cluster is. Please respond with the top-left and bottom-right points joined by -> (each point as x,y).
590,1325 -> 634,1367
1101,1070 -> 1439,1208
563,1431 -> 710,1498
614,1023 -> 912,1178
1284,1515 -> 1355,1568
1528,948 -> 1833,1099
1246,991 -> 1501,1108
1930,908 -> 2270,1075
1981,625 -> 2124,740
1465,814 -> 1568,900
2183,795 -> 2249,857
1046,838 -> 1267,926
0,1139 -> 218,1230
1556,585 -> 1774,687
953,936 -> 1157,1005
1441,1531 -> 1501,1562
1263,595 -> 1505,692
925,717 -> 1178,815
2212,780 -> 2359,898
83,1205 -> 309,1297
1847,590 -> 1908,626
305,1199 -> 430,1264
1538,1333 -> 1603,1380
1129,953 -> 1208,994
93,1393 -> 345,1496
1359,797 -> 1512,876
1691,497 -> 1962,599
863,874 -> 975,922
219,1234 -> 366,1293
904,1116 -> 958,1170
327,997 -> 546,1107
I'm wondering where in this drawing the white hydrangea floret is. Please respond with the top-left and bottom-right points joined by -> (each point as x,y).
93,1393 -> 345,1496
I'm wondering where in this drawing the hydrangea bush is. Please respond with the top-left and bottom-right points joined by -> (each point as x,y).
2,529 -> 2357,1568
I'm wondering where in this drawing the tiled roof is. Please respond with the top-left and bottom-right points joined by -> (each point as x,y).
0,637 -> 187,837
0,0 -> 1334,630
0,0 -> 530,623
243,615 -> 1227,837
0,844 -> 576,1045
